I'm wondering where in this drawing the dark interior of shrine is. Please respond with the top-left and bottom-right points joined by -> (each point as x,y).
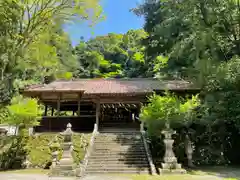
35,101 -> 141,133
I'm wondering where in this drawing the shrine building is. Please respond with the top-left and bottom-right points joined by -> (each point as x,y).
22,78 -> 200,132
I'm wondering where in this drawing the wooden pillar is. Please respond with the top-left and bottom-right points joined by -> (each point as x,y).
57,93 -> 61,117
137,103 -> 142,123
44,105 -> 48,116
51,107 -> 54,116
77,93 -> 81,116
96,99 -> 100,129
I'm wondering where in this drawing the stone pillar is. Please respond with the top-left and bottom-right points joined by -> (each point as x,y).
160,123 -> 186,174
28,127 -> 34,136
50,136 -> 60,168
185,134 -> 194,168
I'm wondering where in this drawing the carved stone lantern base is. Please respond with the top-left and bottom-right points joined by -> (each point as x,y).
159,168 -> 186,174
160,128 -> 186,175
49,123 -> 76,177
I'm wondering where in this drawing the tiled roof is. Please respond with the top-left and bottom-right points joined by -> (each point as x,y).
24,78 -> 198,94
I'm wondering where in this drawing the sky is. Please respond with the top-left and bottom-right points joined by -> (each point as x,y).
64,0 -> 144,46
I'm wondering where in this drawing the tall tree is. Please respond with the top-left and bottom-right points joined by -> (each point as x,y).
74,29 -> 149,78
0,0 -> 102,103
133,0 -> 240,81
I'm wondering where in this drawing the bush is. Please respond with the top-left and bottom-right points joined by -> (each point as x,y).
0,136 -> 28,170
140,92 -> 200,136
0,133 -> 91,170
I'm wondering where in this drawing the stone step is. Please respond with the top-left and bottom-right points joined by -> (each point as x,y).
96,134 -> 141,137
90,149 -> 146,153
99,130 -> 141,133
91,151 -> 146,157
85,167 -> 150,172
96,136 -> 141,139
94,141 -> 142,144
52,165 -> 73,171
93,143 -> 144,146
88,156 -> 148,160
100,125 -> 139,128
94,141 -> 143,144
85,171 -> 149,174
94,138 -> 142,141
92,147 -> 146,153
87,165 -> 150,169
94,143 -> 143,145
95,137 -> 142,139
93,145 -> 145,148
94,142 -> 143,145
95,136 -> 142,139
97,133 -> 141,136
50,169 -> 75,177
87,161 -> 149,166
91,151 -> 146,155
93,145 -> 144,147
88,157 -> 148,161
100,123 -> 139,126
89,155 -> 147,159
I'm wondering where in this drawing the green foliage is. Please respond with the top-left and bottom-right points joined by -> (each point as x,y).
5,95 -> 43,133
0,136 -> 28,170
0,0 -> 103,102
140,92 -> 200,136
0,133 -> 91,170
134,0 -> 240,80
75,29 -> 148,78
133,0 -> 240,166
26,134 -> 61,168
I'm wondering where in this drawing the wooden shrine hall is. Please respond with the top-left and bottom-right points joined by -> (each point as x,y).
22,78 -> 199,132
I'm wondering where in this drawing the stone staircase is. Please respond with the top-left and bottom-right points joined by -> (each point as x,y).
85,130 -> 151,174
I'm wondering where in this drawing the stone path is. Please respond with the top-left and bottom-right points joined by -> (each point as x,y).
0,174 -> 226,180
0,173 -> 73,180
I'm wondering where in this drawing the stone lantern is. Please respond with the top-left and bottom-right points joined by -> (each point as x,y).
160,122 -> 186,174
50,123 -> 75,177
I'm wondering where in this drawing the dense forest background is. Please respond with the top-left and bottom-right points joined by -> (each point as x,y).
1,0 -> 240,166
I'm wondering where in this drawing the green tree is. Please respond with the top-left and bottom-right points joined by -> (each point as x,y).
74,29 -> 149,78
140,92 -> 200,136
0,0 -> 102,103
5,95 -> 43,135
